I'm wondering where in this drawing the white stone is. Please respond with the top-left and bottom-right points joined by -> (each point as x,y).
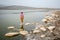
48,17 -> 53,20
55,15 -> 59,18
42,18 -> 49,23
40,34 -> 46,38
47,26 -> 55,32
5,32 -> 19,37
40,27 -> 46,31
25,23 -> 30,25
45,16 -> 50,18
33,30 -> 40,33
51,14 -> 56,17
8,26 -> 15,29
20,30 -> 28,35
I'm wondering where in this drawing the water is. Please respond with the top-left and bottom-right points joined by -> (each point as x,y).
0,10 -> 49,40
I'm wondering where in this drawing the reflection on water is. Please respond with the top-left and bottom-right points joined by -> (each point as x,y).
0,10 -> 50,40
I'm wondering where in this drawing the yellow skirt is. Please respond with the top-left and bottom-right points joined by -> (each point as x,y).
20,18 -> 24,23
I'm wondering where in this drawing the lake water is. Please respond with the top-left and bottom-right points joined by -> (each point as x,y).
0,10 -> 49,40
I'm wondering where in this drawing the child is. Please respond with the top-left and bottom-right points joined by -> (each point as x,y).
20,12 -> 24,24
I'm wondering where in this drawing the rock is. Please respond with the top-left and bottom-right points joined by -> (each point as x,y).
42,18 -> 49,23
5,32 -> 19,37
33,30 -> 40,33
45,16 -> 50,19
40,34 -> 46,38
8,26 -> 15,29
40,26 -> 46,31
47,26 -> 55,32
25,23 -> 30,25
19,30 -> 28,35
51,14 -> 56,17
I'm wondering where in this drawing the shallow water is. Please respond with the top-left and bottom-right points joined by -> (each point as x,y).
0,10 -> 49,40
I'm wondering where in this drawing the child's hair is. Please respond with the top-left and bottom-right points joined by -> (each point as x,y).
21,12 -> 23,14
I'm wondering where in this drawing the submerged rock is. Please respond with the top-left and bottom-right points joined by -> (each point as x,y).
25,23 -> 30,25
8,26 -> 15,29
